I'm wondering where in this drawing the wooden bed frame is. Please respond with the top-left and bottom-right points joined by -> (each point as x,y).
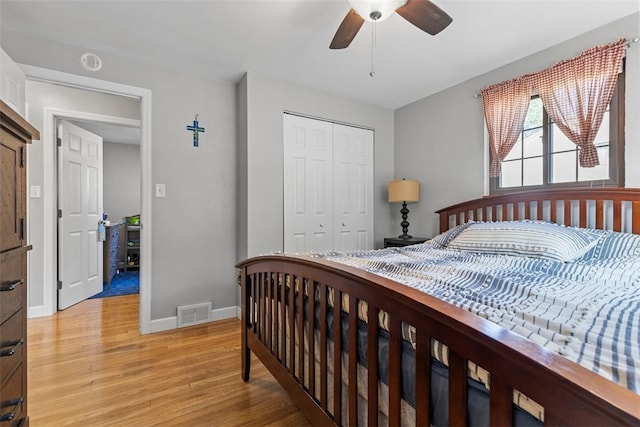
236,188 -> 640,426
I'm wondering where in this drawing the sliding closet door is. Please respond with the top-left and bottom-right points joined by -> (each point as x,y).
283,114 -> 334,253
284,114 -> 374,253
333,124 -> 374,251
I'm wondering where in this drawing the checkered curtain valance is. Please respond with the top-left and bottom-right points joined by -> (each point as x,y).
535,39 -> 626,168
481,38 -> 626,177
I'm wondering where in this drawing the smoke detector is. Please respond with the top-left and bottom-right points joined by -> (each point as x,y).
80,52 -> 102,72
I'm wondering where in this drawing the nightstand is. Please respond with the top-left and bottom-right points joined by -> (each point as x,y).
384,236 -> 429,248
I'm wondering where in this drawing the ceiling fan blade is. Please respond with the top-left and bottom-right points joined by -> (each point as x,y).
396,0 -> 452,36
330,8 -> 365,49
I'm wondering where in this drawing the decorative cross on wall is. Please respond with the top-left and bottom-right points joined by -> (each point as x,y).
186,114 -> 205,147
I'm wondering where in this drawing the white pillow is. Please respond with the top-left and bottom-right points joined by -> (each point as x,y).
446,221 -> 601,262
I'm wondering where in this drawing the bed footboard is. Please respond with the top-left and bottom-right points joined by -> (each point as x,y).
237,254 -> 640,426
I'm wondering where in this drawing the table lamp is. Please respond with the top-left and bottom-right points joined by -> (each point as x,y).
388,179 -> 420,239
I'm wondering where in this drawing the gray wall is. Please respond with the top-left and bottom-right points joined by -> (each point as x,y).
394,13 -> 640,238
4,31 -> 237,320
238,72 -> 396,259
104,142 -> 141,223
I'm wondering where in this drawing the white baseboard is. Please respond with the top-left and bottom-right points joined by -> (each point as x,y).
211,306 -> 238,322
28,303 -> 240,330
149,305 -> 239,333
28,305 -> 51,318
149,316 -> 177,333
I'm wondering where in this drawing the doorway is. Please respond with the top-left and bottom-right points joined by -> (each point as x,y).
48,109 -> 141,310
23,65 -> 153,334
57,118 -> 142,308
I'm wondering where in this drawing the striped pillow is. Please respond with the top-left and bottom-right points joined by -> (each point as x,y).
581,229 -> 640,261
446,221 -> 601,262
430,223 -> 473,248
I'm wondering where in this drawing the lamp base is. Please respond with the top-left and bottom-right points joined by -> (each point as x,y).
398,202 -> 412,240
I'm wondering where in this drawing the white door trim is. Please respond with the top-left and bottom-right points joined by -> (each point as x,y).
21,64 -> 152,334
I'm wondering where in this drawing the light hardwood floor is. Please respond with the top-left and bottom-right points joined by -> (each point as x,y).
27,294 -> 311,426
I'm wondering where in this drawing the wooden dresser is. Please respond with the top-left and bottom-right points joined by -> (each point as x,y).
103,224 -> 122,288
1,100 -> 39,426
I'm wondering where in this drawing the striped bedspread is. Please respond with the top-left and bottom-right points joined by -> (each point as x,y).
319,226 -> 640,394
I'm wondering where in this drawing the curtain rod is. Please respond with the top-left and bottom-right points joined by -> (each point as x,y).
472,36 -> 639,99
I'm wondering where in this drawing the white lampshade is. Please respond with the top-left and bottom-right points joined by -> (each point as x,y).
348,0 -> 407,22
388,179 -> 419,203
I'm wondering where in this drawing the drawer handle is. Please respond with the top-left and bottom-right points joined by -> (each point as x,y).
0,396 -> 23,422
0,339 -> 24,357
0,279 -> 23,292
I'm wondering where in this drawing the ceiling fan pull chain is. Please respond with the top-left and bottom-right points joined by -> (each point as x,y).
370,20 -> 376,77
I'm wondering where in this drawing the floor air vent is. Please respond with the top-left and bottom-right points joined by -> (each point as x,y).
177,302 -> 212,327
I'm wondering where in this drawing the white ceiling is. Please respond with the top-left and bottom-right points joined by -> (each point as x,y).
2,0 -> 639,112
67,120 -> 141,146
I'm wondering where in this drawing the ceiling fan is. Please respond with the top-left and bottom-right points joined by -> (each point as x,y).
330,0 -> 452,49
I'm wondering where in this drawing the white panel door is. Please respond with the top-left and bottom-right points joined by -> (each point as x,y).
284,114 -> 333,253
58,120 -> 103,309
333,124 -> 374,251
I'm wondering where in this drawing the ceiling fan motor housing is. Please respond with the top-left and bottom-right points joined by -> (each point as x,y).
348,0 -> 408,22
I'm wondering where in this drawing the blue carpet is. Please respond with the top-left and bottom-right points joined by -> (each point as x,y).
90,270 -> 139,299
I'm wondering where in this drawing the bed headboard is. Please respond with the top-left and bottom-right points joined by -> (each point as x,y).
436,188 -> 640,234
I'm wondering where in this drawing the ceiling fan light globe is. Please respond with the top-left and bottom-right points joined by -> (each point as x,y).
347,0 -> 407,22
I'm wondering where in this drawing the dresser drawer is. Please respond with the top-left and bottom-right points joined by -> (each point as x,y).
0,250 -> 25,325
103,224 -> 120,285
0,310 -> 24,389
109,244 -> 118,266
109,226 -> 120,251
0,362 -> 24,426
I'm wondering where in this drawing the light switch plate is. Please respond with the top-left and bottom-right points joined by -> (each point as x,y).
30,185 -> 41,199
155,183 -> 166,198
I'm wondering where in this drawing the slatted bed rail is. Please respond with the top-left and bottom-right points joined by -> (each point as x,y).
238,254 -> 640,426
437,188 -> 640,234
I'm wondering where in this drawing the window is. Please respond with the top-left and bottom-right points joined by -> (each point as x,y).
491,68 -> 625,192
